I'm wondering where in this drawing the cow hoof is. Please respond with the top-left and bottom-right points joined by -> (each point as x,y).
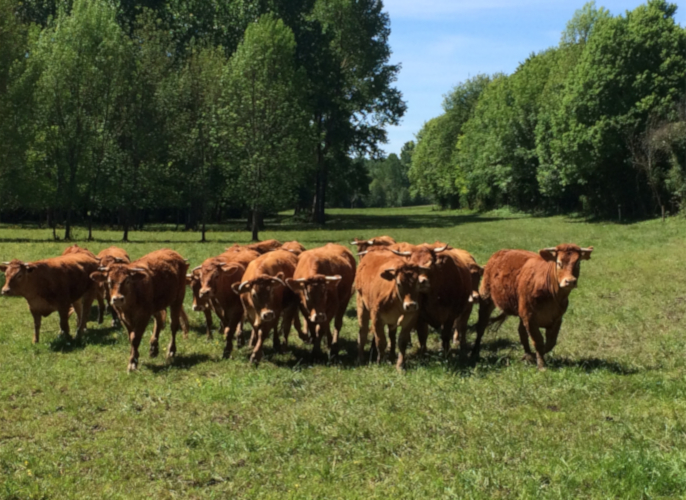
166,351 -> 176,361
249,354 -> 262,365
537,365 -> 547,372
127,361 -> 138,372
522,354 -> 536,364
222,350 -> 232,360
150,344 -> 159,358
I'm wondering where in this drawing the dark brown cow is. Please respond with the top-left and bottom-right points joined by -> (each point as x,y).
404,244 -> 473,356
472,244 -> 593,370
281,241 -> 307,256
62,244 -> 107,324
286,243 -> 356,359
1,253 -> 100,343
96,246 -> 130,326
90,249 -> 189,371
351,236 -> 396,256
231,250 -> 299,364
197,257 -> 247,359
355,251 -> 423,371
186,268 -> 215,338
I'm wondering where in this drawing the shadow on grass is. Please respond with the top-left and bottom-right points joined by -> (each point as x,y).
547,356 -> 639,375
49,326 -> 122,352
143,353 -> 213,373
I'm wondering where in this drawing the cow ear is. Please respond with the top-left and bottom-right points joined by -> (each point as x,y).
90,271 -> 107,283
539,249 -> 557,262
220,264 -> 239,277
232,281 -> 251,295
380,268 -> 397,281
580,246 -> 593,260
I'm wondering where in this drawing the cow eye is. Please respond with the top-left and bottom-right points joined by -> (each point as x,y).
556,261 -> 562,268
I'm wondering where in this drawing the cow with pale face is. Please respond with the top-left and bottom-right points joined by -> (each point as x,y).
472,243 -> 593,370
355,251 -> 423,370
286,243 -> 356,359
95,246 -> 130,326
90,249 -> 189,371
186,267 -> 215,338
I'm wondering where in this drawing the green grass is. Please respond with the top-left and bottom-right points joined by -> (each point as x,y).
2,206 -> 686,499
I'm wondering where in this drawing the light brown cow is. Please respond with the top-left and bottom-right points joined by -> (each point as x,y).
286,243 -> 356,359
96,246 -> 130,326
197,257 -> 246,359
61,244 -> 107,324
472,244 -> 593,370
1,253 -> 100,343
231,250 -> 299,364
90,249 -> 189,371
355,251 -> 423,371
186,268 -> 215,338
350,236 -> 396,257
281,241 -> 307,256
404,244 -> 473,356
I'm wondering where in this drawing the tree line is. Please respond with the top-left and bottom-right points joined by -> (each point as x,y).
0,0 -> 405,240
407,0 -> 686,219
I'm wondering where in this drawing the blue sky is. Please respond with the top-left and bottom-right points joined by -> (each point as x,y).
382,0 -> 686,156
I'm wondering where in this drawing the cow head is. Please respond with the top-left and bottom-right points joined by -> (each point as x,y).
351,236 -> 395,256
186,266 -> 208,312
198,261 -> 241,300
286,274 -> 342,323
405,244 -> 450,292
90,264 -> 147,307
539,244 -> 593,290
98,255 -> 129,268
232,273 -> 286,325
0,260 -> 36,297
281,241 -> 306,256
381,264 -> 422,313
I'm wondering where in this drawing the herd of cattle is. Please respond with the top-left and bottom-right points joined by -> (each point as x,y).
0,237 -> 593,372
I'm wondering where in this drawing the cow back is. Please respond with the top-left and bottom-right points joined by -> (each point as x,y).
481,249 -> 540,315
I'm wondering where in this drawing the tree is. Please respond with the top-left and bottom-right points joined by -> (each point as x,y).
220,14 -> 313,241
24,0 -> 132,239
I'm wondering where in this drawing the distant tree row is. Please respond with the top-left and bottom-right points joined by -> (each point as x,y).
408,0 -> 686,219
0,0 -> 404,240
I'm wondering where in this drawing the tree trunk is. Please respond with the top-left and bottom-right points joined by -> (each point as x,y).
87,211 -> 93,241
64,208 -> 72,240
201,206 -> 207,243
662,204 -> 665,222
122,207 -> 129,242
251,208 -> 260,242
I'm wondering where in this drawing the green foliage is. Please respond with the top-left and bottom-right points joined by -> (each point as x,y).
365,153 -> 413,207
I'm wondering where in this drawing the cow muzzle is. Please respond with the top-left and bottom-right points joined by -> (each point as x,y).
403,301 -> 418,312
260,310 -> 275,322
192,304 -> 204,312
560,278 -> 578,289
310,311 -> 327,323
111,294 -> 125,305
1,287 -> 11,296
199,288 -> 211,298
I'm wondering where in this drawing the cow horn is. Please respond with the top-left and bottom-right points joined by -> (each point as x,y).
192,265 -> 202,272
367,239 -> 375,245
270,277 -> 286,286
325,275 -> 342,281
419,265 -> 432,270
433,245 -> 448,253
357,251 -> 368,256
580,247 -> 593,252
184,259 -> 189,263
390,249 -> 411,257
129,267 -> 146,272
1,262 -> 10,265
350,241 -> 359,245
186,274 -> 192,279
542,247 -> 557,252
294,278 -> 307,282
98,266 -> 109,272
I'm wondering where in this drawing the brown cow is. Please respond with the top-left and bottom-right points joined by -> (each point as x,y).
355,251 -> 423,371
286,244 -> 356,359
231,250 -> 299,364
351,236 -> 396,256
403,244 -> 473,356
96,246 -> 130,326
62,244 -> 107,324
281,241 -> 307,256
90,249 -> 189,371
186,268 -> 215,338
1,253 -> 100,343
472,244 -> 593,370
197,257 -> 247,359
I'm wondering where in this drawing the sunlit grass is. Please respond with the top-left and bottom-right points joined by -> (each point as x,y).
2,206 -> 686,499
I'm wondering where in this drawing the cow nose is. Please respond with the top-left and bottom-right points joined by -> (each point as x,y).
112,294 -> 124,304
561,278 -> 578,288
261,310 -> 275,322
1,287 -> 9,295
311,312 -> 327,323
192,304 -> 203,312
199,288 -> 210,298
403,301 -> 418,312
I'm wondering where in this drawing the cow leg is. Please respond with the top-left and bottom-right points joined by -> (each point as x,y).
416,320 -> 429,356
396,322 -> 415,372
293,312 -> 308,344
96,290 -> 105,324
78,288 -> 96,336
471,299 -> 495,362
454,312 -> 470,359
388,326 -> 397,361
128,326 -> 145,372
372,317 -> 387,363
522,318 -> 546,371
167,304 -> 182,360
330,310 -> 345,359
31,312 -> 42,344
544,319 -> 563,355
179,307 -> 190,340
109,300 -> 121,328
149,311 -> 165,358
60,305 -> 73,340
517,320 -> 534,363
356,296 -> 370,364
440,322 -> 452,357
250,326 -> 266,364
204,309 -> 214,339
223,317 -> 241,359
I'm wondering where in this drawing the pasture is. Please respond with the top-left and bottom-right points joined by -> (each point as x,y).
2,206 -> 686,499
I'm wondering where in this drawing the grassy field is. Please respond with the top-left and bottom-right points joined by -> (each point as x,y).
2,206 -> 686,499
